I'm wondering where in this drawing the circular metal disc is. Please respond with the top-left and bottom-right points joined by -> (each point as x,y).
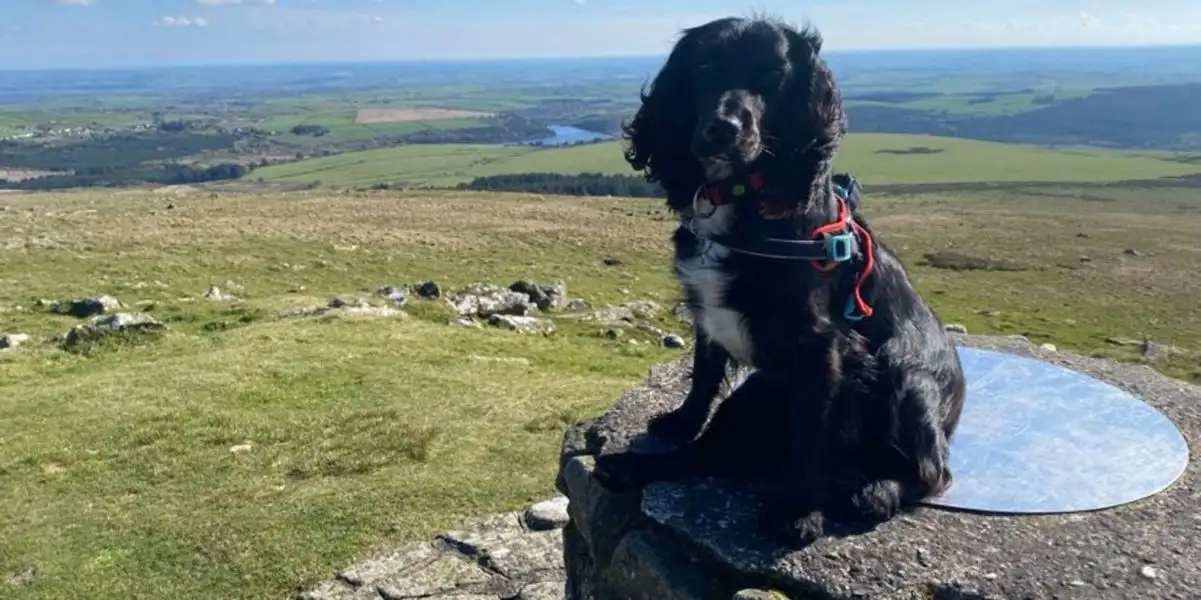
921,347 -> 1190,514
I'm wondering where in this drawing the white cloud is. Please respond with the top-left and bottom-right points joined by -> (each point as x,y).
153,16 -> 210,27
196,0 -> 275,5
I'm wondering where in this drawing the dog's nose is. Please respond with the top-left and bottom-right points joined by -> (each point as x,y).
703,116 -> 741,145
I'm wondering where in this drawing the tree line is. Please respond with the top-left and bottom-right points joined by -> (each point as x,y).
457,172 -> 663,197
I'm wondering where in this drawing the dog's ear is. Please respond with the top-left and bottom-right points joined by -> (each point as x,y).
621,39 -> 698,193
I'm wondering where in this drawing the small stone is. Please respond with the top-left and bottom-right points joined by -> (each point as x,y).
6,566 -> 35,587
1040,343 -> 1057,352
1141,565 -> 1158,579
328,296 -> 370,309
1124,248 -> 1142,257
0,333 -> 30,350
944,323 -> 968,334
487,314 -> 555,334
229,443 -> 253,454
522,496 -> 570,531
733,590 -> 790,600
983,573 -> 999,580
377,285 -> 407,306
602,257 -> 623,266
203,285 -> 237,301
662,334 -> 686,349
602,328 -> 623,340
1069,579 -> 1086,586
415,280 -> 441,299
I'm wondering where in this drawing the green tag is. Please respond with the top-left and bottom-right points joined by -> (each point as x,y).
732,184 -> 746,196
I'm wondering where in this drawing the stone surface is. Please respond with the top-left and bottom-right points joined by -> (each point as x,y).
448,283 -> 536,318
61,312 -> 165,346
0,332 -> 30,350
522,496 -> 571,531
299,506 -> 567,600
44,294 -> 123,318
556,333 -> 1201,600
488,315 -> 556,334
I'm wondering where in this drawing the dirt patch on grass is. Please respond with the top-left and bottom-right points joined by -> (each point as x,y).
354,107 -> 494,124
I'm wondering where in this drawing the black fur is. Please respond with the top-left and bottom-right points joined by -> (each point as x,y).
591,16 -> 967,546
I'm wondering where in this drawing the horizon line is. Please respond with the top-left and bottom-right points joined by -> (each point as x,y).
3,42 -> 1200,73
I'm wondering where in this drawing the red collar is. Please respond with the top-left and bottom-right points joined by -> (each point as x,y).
699,172 -> 766,205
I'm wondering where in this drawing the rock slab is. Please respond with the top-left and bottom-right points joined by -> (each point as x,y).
555,334 -> 1201,599
299,509 -> 566,600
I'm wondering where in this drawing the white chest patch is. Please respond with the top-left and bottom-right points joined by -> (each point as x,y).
677,205 -> 756,367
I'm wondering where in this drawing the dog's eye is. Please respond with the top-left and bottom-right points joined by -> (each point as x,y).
760,69 -> 787,89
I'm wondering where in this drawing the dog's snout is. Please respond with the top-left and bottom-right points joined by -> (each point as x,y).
703,116 -> 741,144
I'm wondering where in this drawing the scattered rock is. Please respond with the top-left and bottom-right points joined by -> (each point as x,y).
1142,340 -> 1170,361
299,511 -> 565,600
671,302 -> 693,325
229,443 -> 253,454
5,566 -> 35,587
45,294 -> 123,318
974,308 -> 1000,316
1124,248 -> 1143,257
61,312 -> 165,346
281,306 -> 329,318
622,299 -> 661,319
487,314 -> 555,334
0,333 -> 29,350
566,300 -> 662,326
602,257 -> 624,266
510,280 -> 568,311
662,334 -> 687,349
450,316 -> 482,328
414,280 -> 441,299
1140,565 -> 1159,579
733,590 -> 790,600
521,495 -> 570,531
282,296 -> 405,319
448,283 -> 536,318
376,285 -> 408,306
602,328 -> 623,340
1080,255 -> 1092,263
1040,343 -> 1058,352
222,279 -> 244,292
563,298 -> 590,311
944,323 -> 968,334
328,295 -> 371,309
1076,232 -> 1089,238
203,285 -> 238,301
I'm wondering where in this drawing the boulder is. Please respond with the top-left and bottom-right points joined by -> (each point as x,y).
555,333 -> 1201,599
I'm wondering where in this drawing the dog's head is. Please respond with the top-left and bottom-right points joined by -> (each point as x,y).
622,16 -> 846,217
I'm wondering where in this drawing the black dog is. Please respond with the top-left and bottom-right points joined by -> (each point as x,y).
590,16 -> 967,544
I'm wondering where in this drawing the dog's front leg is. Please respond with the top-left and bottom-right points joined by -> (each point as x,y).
648,328 -> 731,442
762,369 -> 831,545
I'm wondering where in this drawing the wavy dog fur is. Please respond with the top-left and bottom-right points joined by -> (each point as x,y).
591,16 -> 967,545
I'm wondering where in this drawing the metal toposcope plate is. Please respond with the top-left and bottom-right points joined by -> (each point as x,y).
921,346 -> 1190,514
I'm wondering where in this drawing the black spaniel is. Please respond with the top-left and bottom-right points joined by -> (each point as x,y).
591,16 -> 967,545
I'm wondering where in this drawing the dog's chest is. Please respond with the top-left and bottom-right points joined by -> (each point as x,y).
676,242 -> 756,367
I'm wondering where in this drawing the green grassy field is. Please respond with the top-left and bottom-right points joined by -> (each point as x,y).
252,133 -> 1201,188
2,178 -> 1200,600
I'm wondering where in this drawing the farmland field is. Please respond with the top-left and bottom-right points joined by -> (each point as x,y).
251,133 -> 1201,188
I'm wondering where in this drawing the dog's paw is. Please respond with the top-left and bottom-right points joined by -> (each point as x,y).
647,408 -> 706,442
826,479 -> 903,524
591,452 -> 651,493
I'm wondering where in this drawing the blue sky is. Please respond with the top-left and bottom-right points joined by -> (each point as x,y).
2,0 -> 1200,68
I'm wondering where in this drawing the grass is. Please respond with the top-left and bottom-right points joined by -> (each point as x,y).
2,183 -> 1201,600
252,133 -> 1201,188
